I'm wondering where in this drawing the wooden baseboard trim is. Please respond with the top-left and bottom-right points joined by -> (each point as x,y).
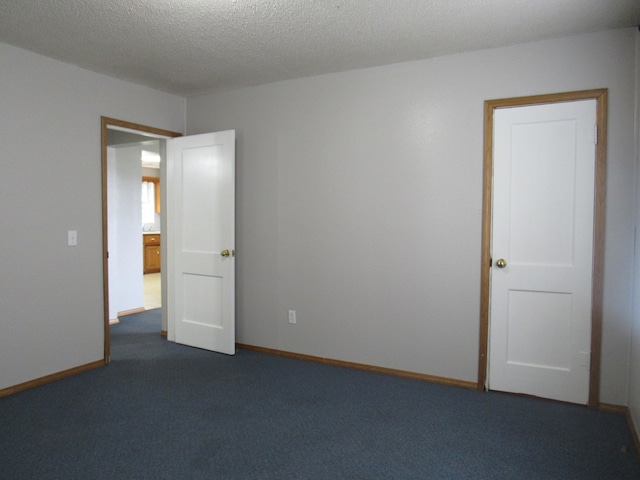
109,318 -> 120,325
0,360 -> 105,398
236,343 -> 476,390
161,330 -> 167,337
598,403 -> 628,415
117,307 -> 146,317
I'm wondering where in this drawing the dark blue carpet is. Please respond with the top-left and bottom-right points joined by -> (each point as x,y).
1,309 -> 638,479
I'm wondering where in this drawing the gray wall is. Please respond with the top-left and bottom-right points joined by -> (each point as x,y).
142,165 -> 162,232
0,42 -> 184,391
630,29 -> 640,443
187,28 -> 638,405
108,145 -> 145,319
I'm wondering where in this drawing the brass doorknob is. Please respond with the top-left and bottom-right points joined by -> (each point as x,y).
220,249 -> 230,257
495,258 -> 507,268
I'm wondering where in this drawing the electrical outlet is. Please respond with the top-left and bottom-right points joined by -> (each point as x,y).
288,310 -> 296,324
68,230 -> 77,246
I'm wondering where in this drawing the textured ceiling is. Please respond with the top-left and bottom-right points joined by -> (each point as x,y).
0,0 -> 639,96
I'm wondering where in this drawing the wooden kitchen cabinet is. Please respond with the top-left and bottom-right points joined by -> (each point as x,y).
143,234 -> 161,274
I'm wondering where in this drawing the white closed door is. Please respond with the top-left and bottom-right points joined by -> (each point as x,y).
167,130 -> 235,355
488,100 -> 596,404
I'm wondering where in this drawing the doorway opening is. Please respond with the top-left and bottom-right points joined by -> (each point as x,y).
101,117 -> 181,362
477,89 -> 608,408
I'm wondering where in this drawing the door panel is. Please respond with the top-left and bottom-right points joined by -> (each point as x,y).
508,119 -> 578,265
488,100 -> 596,404
506,290 -> 572,369
167,131 -> 235,355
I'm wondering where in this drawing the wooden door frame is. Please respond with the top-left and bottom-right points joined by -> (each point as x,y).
101,117 -> 182,363
477,89 -> 608,408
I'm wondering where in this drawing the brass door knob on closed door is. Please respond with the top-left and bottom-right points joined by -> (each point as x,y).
220,249 -> 230,257
495,258 -> 507,268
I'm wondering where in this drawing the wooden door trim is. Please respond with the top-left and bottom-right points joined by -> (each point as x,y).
477,89 -> 608,408
101,117 -> 182,363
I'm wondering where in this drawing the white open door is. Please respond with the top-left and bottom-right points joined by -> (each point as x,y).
166,130 -> 235,355
488,100 -> 596,404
